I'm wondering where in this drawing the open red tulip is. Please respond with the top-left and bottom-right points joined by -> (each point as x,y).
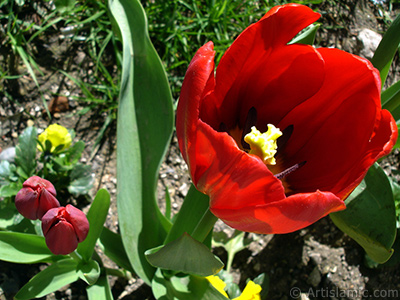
176,4 -> 398,234
15,176 -> 60,220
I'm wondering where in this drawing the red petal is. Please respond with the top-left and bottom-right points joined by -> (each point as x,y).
333,109 -> 397,199
23,176 -> 57,196
37,188 -> 60,220
176,41 -> 215,179
194,121 -> 285,208
277,48 -> 396,196
65,204 -> 89,242
213,4 -> 320,120
211,190 -> 345,234
45,221 -> 78,255
14,187 -> 39,220
41,207 -> 63,236
212,45 -> 325,130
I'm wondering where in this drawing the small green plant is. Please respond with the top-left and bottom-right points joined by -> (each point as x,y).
0,124 -> 93,232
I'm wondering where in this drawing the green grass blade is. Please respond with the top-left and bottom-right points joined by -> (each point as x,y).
109,0 -> 174,284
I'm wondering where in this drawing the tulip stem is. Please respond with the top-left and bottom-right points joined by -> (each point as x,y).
69,250 -> 83,262
163,184 -> 211,244
191,209 -> 218,243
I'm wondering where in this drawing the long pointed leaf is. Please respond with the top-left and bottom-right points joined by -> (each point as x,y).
370,13 -> 400,86
14,258 -> 79,300
77,189 -> 110,261
0,232 -> 54,263
382,79 -> 400,123
109,0 -> 174,284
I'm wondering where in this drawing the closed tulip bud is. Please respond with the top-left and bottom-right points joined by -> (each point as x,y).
41,204 -> 89,255
15,176 -> 60,220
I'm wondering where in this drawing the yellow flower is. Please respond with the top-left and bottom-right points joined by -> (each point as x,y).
38,124 -> 72,152
233,281 -> 262,300
207,276 -> 262,300
206,275 -> 229,298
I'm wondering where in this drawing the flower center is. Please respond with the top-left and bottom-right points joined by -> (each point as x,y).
244,125 -> 282,165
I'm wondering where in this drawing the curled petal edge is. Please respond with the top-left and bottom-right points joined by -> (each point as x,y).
211,190 -> 345,234
176,41 -> 216,182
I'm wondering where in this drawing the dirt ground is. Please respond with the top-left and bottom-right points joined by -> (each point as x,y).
1,0 -> 400,299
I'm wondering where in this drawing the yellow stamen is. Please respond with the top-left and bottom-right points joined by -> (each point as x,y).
244,125 -> 282,165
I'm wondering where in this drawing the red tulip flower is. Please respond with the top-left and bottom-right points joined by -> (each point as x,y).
176,4 -> 398,234
42,204 -> 89,255
15,176 -> 60,220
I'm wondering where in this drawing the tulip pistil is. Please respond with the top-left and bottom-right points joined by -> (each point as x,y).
244,125 -> 282,165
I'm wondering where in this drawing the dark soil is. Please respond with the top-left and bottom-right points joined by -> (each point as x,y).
1,1 -> 400,299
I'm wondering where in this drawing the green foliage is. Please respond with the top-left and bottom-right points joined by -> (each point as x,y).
0,232 -> 55,264
146,233 -> 224,277
143,0 -> 271,99
4,126 -> 93,200
98,227 -> 134,273
0,188 -> 130,299
152,269 -> 229,300
14,258 -> 80,300
86,275 -> 114,300
371,12 -> 400,86
110,0 -> 174,285
77,259 -> 101,285
213,231 -> 251,273
330,164 -> 397,264
77,189 -> 110,261
15,126 -> 37,179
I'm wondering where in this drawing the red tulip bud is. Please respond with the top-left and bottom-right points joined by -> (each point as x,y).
15,176 -> 60,220
41,204 -> 89,255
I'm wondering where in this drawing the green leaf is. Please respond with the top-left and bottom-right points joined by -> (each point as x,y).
152,269 -> 229,300
164,184 -> 210,245
15,126 -> 38,179
110,0 -> 174,284
77,189 -> 110,261
0,200 -> 19,229
86,275 -> 113,300
382,79 -> 400,124
330,164 -> 397,263
68,164 -> 93,196
54,0 -> 76,13
0,181 -> 22,198
253,273 -> 270,300
0,232 -> 55,263
371,13 -> 400,86
146,233 -> 224,277
217,270 -> 240,298
77,259 -> 101,285
67,141 -> 86,164
14,258 -> 79,300
213,231 -> 250,273
290,24 -> 320,45
98,227 -> 134,273
0,160 -> 17,183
